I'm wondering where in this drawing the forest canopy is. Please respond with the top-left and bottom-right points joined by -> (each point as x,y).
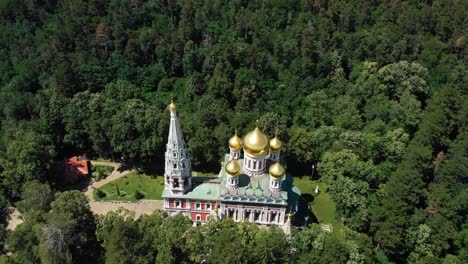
0,0 -> 466,263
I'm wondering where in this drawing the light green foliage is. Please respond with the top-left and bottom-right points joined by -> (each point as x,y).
376,61 -> 429,100
407,224 -> 434,263
91,165 -> 114,181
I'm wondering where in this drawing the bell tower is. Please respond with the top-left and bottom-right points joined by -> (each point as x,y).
164,99 -> 192,194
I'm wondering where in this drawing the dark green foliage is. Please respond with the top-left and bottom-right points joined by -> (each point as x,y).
0,0 -> 465,262
133,190 -> 143,200
17,180 -> 54,213
95,189 -> 106,199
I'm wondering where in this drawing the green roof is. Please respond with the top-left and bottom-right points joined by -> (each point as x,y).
163,154 -> 301,212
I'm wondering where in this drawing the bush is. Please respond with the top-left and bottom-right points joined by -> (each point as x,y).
95,189 -> 106,199
92,165 -> 113,181
134,191 -> 144,199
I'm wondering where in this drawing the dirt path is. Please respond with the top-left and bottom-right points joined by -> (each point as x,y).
86,161 -> 163,218
6,207 -> 23,231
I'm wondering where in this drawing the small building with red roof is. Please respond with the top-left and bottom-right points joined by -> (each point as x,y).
64,155 -> 90,184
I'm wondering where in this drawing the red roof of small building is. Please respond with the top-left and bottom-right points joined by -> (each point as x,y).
65,156 -> 89,176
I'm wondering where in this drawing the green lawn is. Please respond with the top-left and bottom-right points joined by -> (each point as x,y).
94,172 -> 164,201
293,176 -> 345,238
194,171 -> 216,177
91,164 -> 114,181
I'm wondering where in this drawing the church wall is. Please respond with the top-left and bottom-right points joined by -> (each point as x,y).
190,212 -> 209,222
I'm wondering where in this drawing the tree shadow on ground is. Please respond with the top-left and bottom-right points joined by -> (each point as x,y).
302,193 -> 314,203
293,194 -> 318,227
117,163 -> 132,173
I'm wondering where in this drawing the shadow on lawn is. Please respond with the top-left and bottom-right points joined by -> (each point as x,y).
293,193 -> 318,227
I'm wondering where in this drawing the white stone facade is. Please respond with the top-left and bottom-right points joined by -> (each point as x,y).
220,204 -> 287,226
226,176 -> 239,190
229,148 -> 241,160
269,176 -> 283,192
269,150 -> 280,162
243,152 -> 268,177
164,108 -> 192,194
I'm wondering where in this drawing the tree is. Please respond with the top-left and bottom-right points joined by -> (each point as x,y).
252,227 -> 290,264
0,126 -> 56,198
17,180 -> 54,213
47,191 -> 102,263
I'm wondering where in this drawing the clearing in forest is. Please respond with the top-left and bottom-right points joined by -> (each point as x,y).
294,177 -> 345,239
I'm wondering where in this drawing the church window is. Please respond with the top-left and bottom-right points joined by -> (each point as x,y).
253,161 -> 257,169
206,203 -> 211,210
196,214 -> 201,221
173,152 -> 176,157
173,163 -> 177,169
175,200 -> 181,208
173,178 -> 179,188
248,160 -> 251,168
271,212 -> 277,223
254,211 -> 259,222
259,160 -> 262,168
196,202 -> 201,210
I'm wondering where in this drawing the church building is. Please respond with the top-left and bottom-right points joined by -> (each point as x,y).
162,100 -> 301,226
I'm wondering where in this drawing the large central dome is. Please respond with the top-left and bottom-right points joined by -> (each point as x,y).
243,126 -> 269,157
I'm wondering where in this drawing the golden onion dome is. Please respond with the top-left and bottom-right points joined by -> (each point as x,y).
228,129 -> 243,151
269,133 -> 282,152
225,159 -> 241,177
243,122 -> 269,157
269,162 -> 285,179
168,98 -> 176,110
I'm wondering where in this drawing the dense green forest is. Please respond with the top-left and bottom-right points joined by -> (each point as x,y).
0,0 -> 466,263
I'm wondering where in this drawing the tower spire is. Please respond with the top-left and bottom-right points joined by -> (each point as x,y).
165,98 -> 192,194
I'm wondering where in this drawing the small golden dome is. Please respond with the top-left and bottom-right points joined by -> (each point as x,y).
243,122 -> 269,157
269,162 -> 285,179
228,129 -> 243,151
225,159 -> 241,177
168,98 -> 176,110
269,133 -> 282,152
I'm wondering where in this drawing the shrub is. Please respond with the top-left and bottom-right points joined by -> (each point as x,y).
134,191 -> 144,199
95,189 -> 106,199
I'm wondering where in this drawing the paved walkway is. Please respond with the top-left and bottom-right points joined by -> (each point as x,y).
85,161 -> 163,218
5,161 -> 164,231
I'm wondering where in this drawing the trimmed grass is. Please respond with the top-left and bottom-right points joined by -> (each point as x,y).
91,165 -> 114,181
194,171 -> 216,177
94,172 -> 164,201
293,176 -> 345,239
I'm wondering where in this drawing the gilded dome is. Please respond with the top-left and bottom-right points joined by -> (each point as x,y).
225,159 -> 241,177
228,130 -> 243,151
243,125 -> 269,157
168,98 -> 176,110
269,134 -> 282,152
269,162 -> 285,179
